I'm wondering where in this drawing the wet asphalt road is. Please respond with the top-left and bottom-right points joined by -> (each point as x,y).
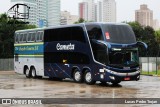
0,71 -> 160,107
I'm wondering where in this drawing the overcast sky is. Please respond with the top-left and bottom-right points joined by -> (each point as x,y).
0,0 -> 160,22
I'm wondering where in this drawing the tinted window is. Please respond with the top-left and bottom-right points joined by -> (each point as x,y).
23,33 -> 27,42
44,26 -> 86,42
86,25 -> 104,40
31,32 -> 36,41
15,54 -> 19,62
71,27 -> 85,42
15,33 -> 19,43
37,31 -> 44,42
44,52 -> 90,64
28,33 -> 32,41
19,34 -> 24,42
28,32 -> 36,42
103,24 -> 136,44
90,41 -> 108,65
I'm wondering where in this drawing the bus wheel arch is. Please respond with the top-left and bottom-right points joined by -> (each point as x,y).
72,67 -> 83,83
30,66 -> 37,78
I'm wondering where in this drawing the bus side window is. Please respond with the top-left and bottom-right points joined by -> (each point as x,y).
31,32 -> 36,41
36,31 -> 44,42
92,42 -> 108,65
15,54 -> 19,62
15,34 -> 19,43
19,33 -> 24,43
23,33 -> 27,42
86,25 -> 104,40
28,33 -> 32,42
40,32 -> 44,41
28,32 -> 35,42
71,27 -> 86,43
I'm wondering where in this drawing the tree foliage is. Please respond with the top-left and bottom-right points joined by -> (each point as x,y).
0,13 -> 36,58
127,21 -> 159,57
74,18 -> 86,24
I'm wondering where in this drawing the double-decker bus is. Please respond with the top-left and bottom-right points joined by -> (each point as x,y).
14,22 -> 147,85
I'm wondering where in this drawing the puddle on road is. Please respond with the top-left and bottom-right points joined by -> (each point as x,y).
0,72 -> 160,99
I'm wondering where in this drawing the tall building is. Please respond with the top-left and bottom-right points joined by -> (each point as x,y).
47,0 -> 60,27
79,0 -> 116,22
11,0 -> 60,27
97,0 -> 116,22
135,4 -> 153,27
60,11 -> 79,25
79,2 -> 88,21
36,0 -> 48,27
79,0 -> 96,21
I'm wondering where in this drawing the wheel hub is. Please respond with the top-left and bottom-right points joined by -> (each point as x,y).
26,69 -> 29,76
75,72 -> 81,81
85,72 -> 92,82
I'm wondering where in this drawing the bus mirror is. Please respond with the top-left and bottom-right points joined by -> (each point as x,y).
137,41 -> 148,50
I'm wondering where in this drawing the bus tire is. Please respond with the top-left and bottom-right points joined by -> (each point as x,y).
84,70 -> 95,85
73,69 -> 83,83
31,67 -> 37,78
25,68 -> 31,78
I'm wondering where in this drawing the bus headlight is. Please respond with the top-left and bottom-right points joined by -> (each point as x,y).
100,74 -> 104,79
109,76 -> 115,80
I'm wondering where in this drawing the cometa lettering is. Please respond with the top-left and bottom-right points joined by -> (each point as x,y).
56,43 -> 75,50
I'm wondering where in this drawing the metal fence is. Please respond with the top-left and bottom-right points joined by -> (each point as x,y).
0,58 -> 160,75
0,58 -> 14,71
139,57 -> 160,75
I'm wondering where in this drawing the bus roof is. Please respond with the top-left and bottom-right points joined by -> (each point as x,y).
15,22 -> 129,33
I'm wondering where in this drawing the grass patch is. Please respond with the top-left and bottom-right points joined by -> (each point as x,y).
141,70 -> 160,76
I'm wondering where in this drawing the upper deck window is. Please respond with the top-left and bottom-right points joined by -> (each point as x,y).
44,26 -> 86,43
86,25 -> 104,41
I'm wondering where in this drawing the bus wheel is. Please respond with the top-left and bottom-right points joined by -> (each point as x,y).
25,68 -> 31,78
84,70 -> 95,85
73,69 -> 82,83
31,67 -> 37,78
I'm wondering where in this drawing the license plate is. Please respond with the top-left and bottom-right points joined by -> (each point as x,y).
124,77 -> 130,81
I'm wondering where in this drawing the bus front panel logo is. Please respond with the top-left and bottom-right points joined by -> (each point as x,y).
56,43 -> 75,51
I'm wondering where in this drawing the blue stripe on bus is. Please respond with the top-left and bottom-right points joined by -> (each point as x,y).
55,63 -> 71,78
50,64 -> 57,77
15,44 -> 44,54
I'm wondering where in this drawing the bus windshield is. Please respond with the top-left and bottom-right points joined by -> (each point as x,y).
102,24 -> 136,44
109,48 -> 139,68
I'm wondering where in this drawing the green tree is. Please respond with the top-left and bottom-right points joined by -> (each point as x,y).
127,21 -> 159,57
144,26 -> 159,57
127,21 -> 144,41
0,13 -> 36,58
155,30 -> 160,44
74,18 -> 85,24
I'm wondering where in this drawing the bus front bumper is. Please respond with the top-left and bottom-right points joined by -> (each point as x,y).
99,68 -> 140,82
